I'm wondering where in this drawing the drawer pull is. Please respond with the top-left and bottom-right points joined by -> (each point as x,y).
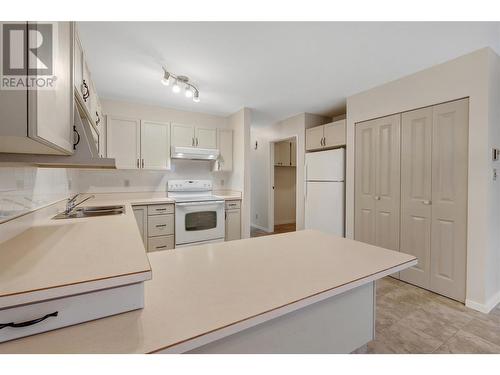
156,245 -> 167,249
156,224 -> 167,228
0,311 -> 58,330
155,208 -> 167,211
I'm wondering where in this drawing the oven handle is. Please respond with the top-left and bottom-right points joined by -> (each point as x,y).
176,200 -> 225,207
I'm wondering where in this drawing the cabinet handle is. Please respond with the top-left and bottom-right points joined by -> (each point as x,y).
136,159 -> 139,168
155,208 -> 167,211
73,125 -> 80,150
422,200 -> 432,205
196,137 -> 199,146
0,311 -> 58,330
192,137 -> 195,146
156,245 -> 167,249
82,80 -> 90,101
374,195 -> 381,200
141,159 -> 144,168
155,224 -> 167,228
95,111 -> 100,126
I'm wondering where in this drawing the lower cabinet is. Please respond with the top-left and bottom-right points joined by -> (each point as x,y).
133,203 -> 175,252
225,200 -> 241,241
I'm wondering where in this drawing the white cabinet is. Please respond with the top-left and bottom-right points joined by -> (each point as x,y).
133,206 -> 148,246
196,127 -> 217,149
107,118 -> 170,170
0,22 -> 74,155
274,140 -> 296,167
171,123 -> 195,147
214,129 -> 233,171
140,121 -> 170,170
107,117 -> 140,169
225,200 -> 241,241
306,120 -> 346,152
171,123 -> 217,149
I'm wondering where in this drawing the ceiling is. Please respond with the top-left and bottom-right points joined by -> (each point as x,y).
78,22 -> 500,126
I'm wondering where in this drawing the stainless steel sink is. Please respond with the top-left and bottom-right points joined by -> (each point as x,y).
53,205 -> 126,219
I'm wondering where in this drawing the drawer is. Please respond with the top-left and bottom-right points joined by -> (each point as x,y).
225,200 -> 241,209
0,282 -> 144,343
148,204 -> 174,216
148,214 -> 174,237
147,235 -> 175,252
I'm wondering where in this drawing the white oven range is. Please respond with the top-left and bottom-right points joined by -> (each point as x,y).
168,180 -> 225,247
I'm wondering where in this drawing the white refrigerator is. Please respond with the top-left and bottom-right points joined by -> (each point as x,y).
305,148 -> 345,236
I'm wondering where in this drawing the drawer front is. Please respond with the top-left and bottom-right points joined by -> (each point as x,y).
225,200 -> 241,209
0,283 -> 144,343
148,235 -> 175,252
148,204 -> 174,215
148,214 -> 174,237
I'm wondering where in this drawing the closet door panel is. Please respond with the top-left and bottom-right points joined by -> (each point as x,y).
374,114 -> 400,252
400,107 -> 432,289
430,98 -> 468,302
354,121 -> 377,245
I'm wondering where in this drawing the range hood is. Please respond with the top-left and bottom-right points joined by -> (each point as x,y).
0,103 -> 116,169
171,146 -> 220,161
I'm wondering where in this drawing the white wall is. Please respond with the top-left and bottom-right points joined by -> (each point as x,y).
250,113 -> 330,231
346,47 -> 500,312
227,108 -> 252,238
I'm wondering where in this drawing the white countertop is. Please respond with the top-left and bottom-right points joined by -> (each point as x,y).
0,228 -> 416,354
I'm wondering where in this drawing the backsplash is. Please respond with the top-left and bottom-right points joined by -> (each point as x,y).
0,167 -> 76,222
76,159 -> 231,193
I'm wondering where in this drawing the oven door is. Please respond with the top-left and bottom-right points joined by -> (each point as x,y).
175,201 -> 225,245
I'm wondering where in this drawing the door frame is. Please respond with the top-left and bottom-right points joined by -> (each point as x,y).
268,135 -> 298,233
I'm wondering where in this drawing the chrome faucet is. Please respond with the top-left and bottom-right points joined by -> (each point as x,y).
64,194 -> 95,215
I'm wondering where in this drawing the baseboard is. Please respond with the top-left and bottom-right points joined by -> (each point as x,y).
466,291 -> 500,313
251,224 -> 270,232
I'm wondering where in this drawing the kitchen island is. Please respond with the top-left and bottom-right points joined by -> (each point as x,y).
0,224 -> 416,353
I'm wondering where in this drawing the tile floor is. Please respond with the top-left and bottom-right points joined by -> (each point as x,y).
250,223 -> 296,237
366,276 -> 500,354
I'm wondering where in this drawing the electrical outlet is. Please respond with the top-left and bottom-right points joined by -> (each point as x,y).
124,179 -> 130,187
494,169 -> 498,181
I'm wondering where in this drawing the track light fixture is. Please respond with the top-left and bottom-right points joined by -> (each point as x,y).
160,66 -> 200,103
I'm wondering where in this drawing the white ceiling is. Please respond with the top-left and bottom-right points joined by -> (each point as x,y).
78,22 -> 500,126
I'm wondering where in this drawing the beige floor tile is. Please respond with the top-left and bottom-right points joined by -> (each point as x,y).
369,321 -> 443,354
420,296 -> 475,328
461,318 -> 500,347
433,330 -> 500,354
397,308 -> 461,342
375,307 -> 399,333
376,277 -> 401,296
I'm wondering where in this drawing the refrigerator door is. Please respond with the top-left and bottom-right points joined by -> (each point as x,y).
305,148 -> 345,181
305,181 -> 345,236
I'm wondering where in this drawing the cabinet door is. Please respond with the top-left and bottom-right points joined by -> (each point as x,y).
373,114 -> 401,252
141,121 -> 170,170
107,117 -> 140,169
74,32 -> 84,101
400,107 -> 433,289
305,126 -> 324,151
225,209 -> 241,241
324,120 -> 346,148
171,123 -> 195,147
290,141 -> 297,166
133,206 -> 148,247
354,121 -> 377,245
430,98 -> 468,302
82,61 -> 92,113
28,21 -> 74,154
196,127 -> 217,149
216,129 -> 233,171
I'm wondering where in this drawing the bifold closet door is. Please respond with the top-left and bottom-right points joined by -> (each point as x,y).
400,107 -> 433,289
354,114 -> 400,253
430,98 -> 468,302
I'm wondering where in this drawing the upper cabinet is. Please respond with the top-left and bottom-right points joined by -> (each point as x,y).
171,123 -> 217,149
274,140 -> 296,167
107,117 -> 170,170
306,119 -> 346,151
0,22 -> 75,155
